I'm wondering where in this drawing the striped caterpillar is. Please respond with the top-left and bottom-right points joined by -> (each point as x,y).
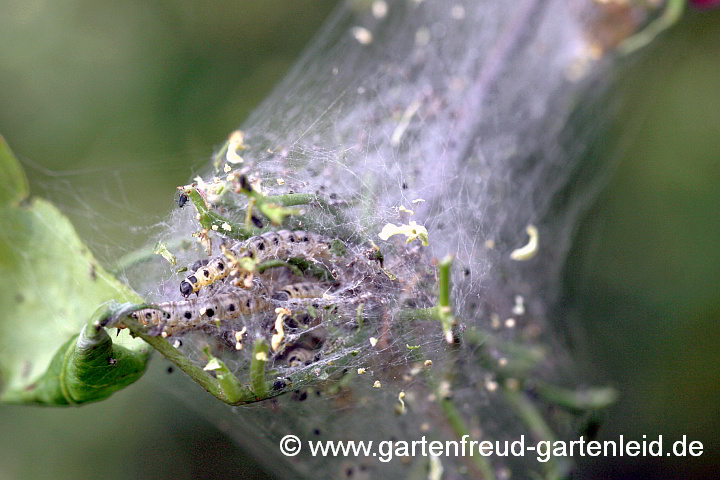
129,282 -> 333,337
180,230 -> 333,297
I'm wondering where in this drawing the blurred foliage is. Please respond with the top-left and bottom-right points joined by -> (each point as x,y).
0,1 -> 718,479
566,8 -> 720,479
0,0 -> 337,259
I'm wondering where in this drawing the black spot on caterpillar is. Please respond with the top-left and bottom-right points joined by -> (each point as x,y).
291,390 -> 308,402
179,230 -> 333,297
250,213 -> 264,228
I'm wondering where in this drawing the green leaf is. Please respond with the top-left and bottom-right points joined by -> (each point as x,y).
0,139 -> 149,405
0,135 -> 29,205
2,306 -> 150,405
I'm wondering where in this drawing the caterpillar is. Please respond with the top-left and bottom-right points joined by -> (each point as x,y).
128,281 -> 333,337
284,347 -> 317,367
271,282 -> 331,301
130,287 -> 273,337
179,230 -> 333,297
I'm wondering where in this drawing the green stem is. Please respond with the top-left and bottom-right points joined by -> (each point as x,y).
396,307 -> 439,322
437,255 -> 452,308
121,314 -> 254,404
256,259 -> 304,278
436,255 -> 455,343
503,388 -> 565,480
618,0 -> 686,55
532,380 -> 618,413
187,188 -> 256,239
421,363 -> 495,480
250,339 -> 270,398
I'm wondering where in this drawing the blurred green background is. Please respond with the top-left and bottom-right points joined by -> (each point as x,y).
0,1 -> 718,479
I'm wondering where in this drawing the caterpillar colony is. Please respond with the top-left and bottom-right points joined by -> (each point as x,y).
123,197 -> 393,367
178,230 -> 333,297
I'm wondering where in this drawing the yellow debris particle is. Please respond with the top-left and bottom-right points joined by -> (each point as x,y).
510,224 -> 538,261
424,359 -> 433,367
512,295 -> 525,315
271,308 -> 291,352
484,239 -> 495,249
491,313 -> 501,329
398,205 -> 414,215
411,198 -> 425,204
249,177 -> 265,195
226,130 -> 246,164
276,178 -> 285,185
235,327 -> 247,341
234,327 -> 247,350
371,0 -> 388,19
203,358 -> 222,371
350,26 -> 373,45
223,164 -> 232,173
397,391 -> 406,414
505,318 -> 516,329
378,221 -> 429,246
161,331 -> 168,338
221,222 -> 232,232
211,224 -> 219,231
357,368 -> 366,375
437,381 -> 451,399
373,380 -> 382,388
391,99 -> 421,147
485,378 -> 498,392
255,351 -> 268,362
429,455 -> 443,480
369,337 -> 378,347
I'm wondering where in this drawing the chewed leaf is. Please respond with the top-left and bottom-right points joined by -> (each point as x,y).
153,242 -> 177,265
0,140 -> 148,405
378,221 -> 429,246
